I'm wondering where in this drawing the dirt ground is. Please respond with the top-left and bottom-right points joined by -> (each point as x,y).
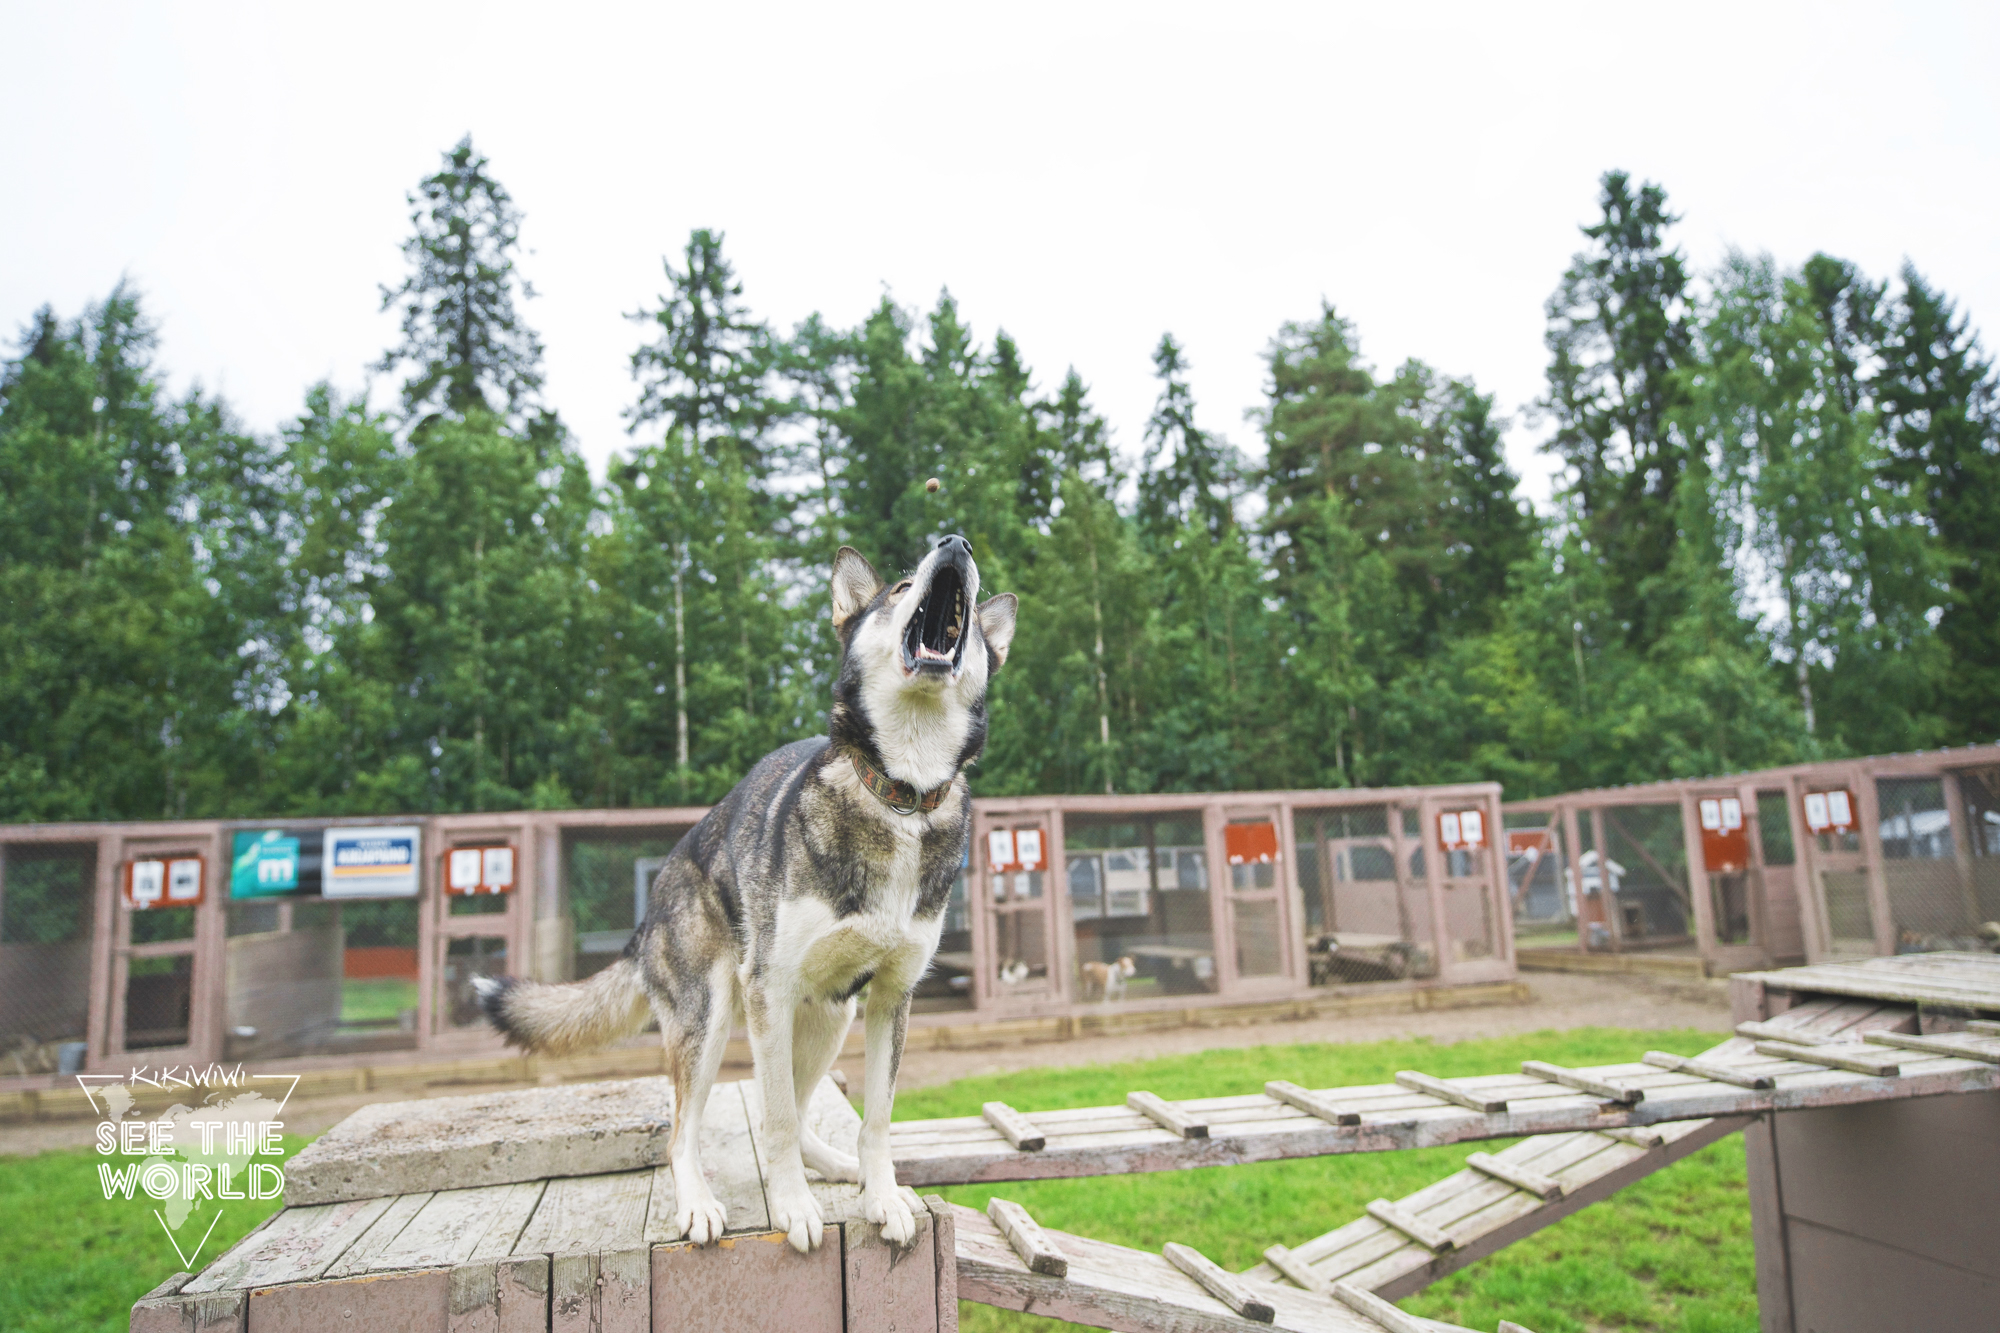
0,970 -> 1731,1158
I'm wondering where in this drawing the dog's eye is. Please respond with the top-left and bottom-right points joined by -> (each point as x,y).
890,580 -> 912,597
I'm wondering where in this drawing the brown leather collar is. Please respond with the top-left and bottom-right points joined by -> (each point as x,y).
850,753 -> 955,815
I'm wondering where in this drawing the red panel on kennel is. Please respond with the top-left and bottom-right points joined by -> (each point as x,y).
1224,821 -> 1278,866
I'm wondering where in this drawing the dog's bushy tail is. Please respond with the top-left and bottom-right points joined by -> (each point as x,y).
473,956 -> 650,1057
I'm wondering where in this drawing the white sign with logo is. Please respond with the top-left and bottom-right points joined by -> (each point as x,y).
324,825 -> 422,898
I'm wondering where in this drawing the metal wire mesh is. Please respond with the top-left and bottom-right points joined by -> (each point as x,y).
1,843 -> 96,1074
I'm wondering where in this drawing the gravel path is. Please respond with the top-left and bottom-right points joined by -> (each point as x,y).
1,971 -> 1731,1157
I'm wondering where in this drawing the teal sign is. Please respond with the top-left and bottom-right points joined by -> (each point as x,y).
231,831 -> 301,897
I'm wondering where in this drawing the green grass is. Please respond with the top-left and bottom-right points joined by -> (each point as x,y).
893,1028 -> 1756,1333
340,977 -> 419,1024
1,1027 -> 1752,1333
0,1135 -> 307,1333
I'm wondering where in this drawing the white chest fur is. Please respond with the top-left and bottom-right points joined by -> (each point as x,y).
776,797 -> 944,1002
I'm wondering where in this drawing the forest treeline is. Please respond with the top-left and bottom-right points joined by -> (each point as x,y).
4,139 -> 1997,823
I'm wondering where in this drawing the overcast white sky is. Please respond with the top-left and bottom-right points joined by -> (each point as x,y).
7,2 -> 1997,507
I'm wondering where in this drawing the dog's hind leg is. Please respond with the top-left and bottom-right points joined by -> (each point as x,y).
793,996 -> 860,1183
660,966 -> 733,1245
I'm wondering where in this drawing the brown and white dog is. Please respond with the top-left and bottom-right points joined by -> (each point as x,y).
1079,956 -> 1136,1002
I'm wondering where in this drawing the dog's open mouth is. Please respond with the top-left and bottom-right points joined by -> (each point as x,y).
903,563 -> 969,675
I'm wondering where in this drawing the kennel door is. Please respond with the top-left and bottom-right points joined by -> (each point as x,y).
979,814 -> 1057,1005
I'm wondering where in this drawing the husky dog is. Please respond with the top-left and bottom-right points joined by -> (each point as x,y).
475,537 -> 1015,1254
1078,955 -> 1136,1002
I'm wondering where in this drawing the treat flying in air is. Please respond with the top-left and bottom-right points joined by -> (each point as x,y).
925,477 -> 941,492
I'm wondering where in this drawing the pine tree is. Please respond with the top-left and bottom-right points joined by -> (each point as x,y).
376,135 -> 546,424
1543,170 -> 1694,647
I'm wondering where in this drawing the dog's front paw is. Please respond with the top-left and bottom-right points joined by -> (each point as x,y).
673,1169 -> 728,1245
863,1185 -> 917,1247
767,1177 -> 826,1254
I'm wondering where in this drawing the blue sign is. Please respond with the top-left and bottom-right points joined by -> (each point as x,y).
231,831 -> 301,897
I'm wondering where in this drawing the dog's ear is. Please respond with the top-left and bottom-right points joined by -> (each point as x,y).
830,547 -> 882,631
976,593 -> 1018,668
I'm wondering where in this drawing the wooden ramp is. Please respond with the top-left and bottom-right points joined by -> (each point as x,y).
1233,993 -> 2000,1303
950,1200 -> 1483,1333
890,1001 -> 1998,1189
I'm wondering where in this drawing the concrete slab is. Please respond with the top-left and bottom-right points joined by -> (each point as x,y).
285,1078 -> 674,1206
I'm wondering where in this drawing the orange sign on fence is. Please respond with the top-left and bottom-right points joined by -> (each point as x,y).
1698,797 -> 1749,874
1224,821 -> 1278,865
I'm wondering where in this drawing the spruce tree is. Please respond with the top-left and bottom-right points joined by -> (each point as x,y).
376,135 -> 546,423
620,229 -> 799,797
1136,333 -> 1236,542
1542,170 -> 1694,647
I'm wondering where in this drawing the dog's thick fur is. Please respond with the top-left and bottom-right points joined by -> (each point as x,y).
475,538 -> 1014,1254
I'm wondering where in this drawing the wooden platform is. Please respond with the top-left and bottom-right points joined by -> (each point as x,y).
135,1078 -> 952,1333
1736,950 -> 2000,1014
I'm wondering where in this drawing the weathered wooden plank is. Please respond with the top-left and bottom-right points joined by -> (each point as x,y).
1967,1019 -> 2000,1036
183,1195 -> 397,1293
514,1169 -> 653,1257
246,1267 -> 449,1331
1364,1199 -> 1455,1253
1128,1090 -> 1208,1138
1393,1071 -> 1508,1114
552,1246 -> 648,1333
1519,1060 -> 1641,1104
1464,1152 -> 1562,1201
1165,1243 -> 1275,1323
1261,1242 -> 1327,1293
447,1253 -> 548,1333
284,1078 -> 675,1207
1330,1280 -> 1432,1333
324,1190 -> 434,1277
1736,1021 -> 1828,1045
924,1196 -> 959,1333
130,1275 -> 246,1333
1860,1029 -> 2000,1063
1266,1080 -> 1362,1126
651,1231 -> 842,1333
982,1101 -> 1046,1151
844,1204 -> 938,1333
987,1197 -> 1067,1276
1598,1126 -> 1666,1148
1753,1040 -> 1900,1077
1497,1322 -> 1539,1333
368,1182 -> 547,1272
1641,1051 -> 1774,1090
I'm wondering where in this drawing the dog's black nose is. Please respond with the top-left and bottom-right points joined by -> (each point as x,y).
938,534 -> 971,555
